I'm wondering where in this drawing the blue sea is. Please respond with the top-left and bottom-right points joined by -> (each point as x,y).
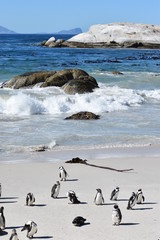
0,34 -> 160,162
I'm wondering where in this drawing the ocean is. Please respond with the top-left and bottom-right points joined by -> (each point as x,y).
0,34 -> 160,162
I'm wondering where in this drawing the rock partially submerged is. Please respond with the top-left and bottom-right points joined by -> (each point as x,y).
65,111 -> 100,120
3,69 -> 99,94
41,23 -> 160,49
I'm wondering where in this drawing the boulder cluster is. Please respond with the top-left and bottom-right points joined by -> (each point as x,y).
3,69 -> 99,95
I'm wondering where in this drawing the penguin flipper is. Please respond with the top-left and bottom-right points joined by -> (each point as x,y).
142,196 -> 145,202
64,169 -> 68,177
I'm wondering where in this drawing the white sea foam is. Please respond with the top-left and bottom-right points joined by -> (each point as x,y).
0,85 -> 160,116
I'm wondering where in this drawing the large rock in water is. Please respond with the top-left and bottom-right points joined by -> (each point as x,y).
65,111 -> 100,120
67,23 -> 160,48
4,69 -> 99,94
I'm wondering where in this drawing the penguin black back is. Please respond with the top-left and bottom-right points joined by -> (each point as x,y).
72,216 -> 86,226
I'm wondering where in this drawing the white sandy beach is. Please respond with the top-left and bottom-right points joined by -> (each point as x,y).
0,146 -> 160,239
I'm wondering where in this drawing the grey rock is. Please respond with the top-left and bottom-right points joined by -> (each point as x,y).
65,111 -> 100,120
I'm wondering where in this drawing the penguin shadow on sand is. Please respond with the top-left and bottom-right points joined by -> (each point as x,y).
0,196 -> 18,204
134,206 -> 153,211
33,236 -> 53,239
120,222 -> 140,226
0,229 -> 8,236
65,178 -> 79,182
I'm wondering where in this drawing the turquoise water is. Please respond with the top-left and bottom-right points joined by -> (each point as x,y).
0,34 -> 160,161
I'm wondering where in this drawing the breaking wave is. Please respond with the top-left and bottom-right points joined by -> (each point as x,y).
0,85 -> 160,116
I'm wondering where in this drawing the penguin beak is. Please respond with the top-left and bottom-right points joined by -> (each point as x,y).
21,226 -> 26,231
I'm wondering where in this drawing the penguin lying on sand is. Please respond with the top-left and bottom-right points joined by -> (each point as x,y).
72,216 -> 86,226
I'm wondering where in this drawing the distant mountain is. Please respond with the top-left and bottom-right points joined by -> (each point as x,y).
0,25 -> 16,34
55,28 -> 82,35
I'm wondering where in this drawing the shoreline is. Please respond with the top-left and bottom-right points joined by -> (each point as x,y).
1,143 -> 160,164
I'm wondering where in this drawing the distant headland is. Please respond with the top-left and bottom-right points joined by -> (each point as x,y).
0,25 -> 16,34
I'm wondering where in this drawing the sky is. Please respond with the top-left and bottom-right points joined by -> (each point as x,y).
0,0 -> 160,33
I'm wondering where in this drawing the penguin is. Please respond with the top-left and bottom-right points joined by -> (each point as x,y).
67,191 -> 80,204
112,204 -> 122,226
136,189 -> 145,204
9,229 -> 19,240
0,183 -> 1,197
94,188 -> 104,205
110,187 -> 119,201
21,220 -> 37,238
0,206 -> 5,231
72,216 -> 86,226
51,181 -> 60,198
59,166 -> 68,181
127,192 -> 137,209
26,193 -> 35,206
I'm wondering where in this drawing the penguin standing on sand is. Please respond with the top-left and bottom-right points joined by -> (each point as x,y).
21,220 -> 37,238
72,216 -> 86,226
51,181 -> 60,198
67,190 -> 80,204
136,189 -> 145,204
9,229 -> 19,240
26,193 -> 35,206
0,183 -> 1,197
127,192 -> 137,209
0,206 -> 5,231
59,166 -> 68,181
110,187 -> 119,201
94,189 -> 104,205
112,204 -> 122,226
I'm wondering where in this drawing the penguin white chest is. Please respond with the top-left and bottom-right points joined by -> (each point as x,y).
112,210 -> 120,225
95,193 -> 103,205
54,185 -> 60,198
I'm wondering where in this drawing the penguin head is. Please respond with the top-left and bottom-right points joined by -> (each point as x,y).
138,189 -> 142,192
116,187 -> 119,191
0,206 -> 4,213
56,181 -> 60,185
21,221 -> 32,232
11,229 -> 17,235
96,188 -> 102,193
59,166 -> 64,170
113,204 -> 119,209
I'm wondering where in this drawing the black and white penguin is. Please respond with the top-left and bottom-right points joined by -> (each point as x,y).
9,229 -> 19,240
136,189 -> 145,204
112,204 -> 122,226
51,181 -> 60,198
26,193 -> 35,206
59,166 -> 68,181
21,220 -> 37,238
0,206 -> 5,231
67,190 -> 80,204
0,183 -> 1,197
127,192 -> 137,209
72,216 -> 86,226
94,188 -> 104,205
110,187 -> 119,201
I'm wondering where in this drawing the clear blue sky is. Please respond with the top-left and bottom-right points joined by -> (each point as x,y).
0,0 -> 160,33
